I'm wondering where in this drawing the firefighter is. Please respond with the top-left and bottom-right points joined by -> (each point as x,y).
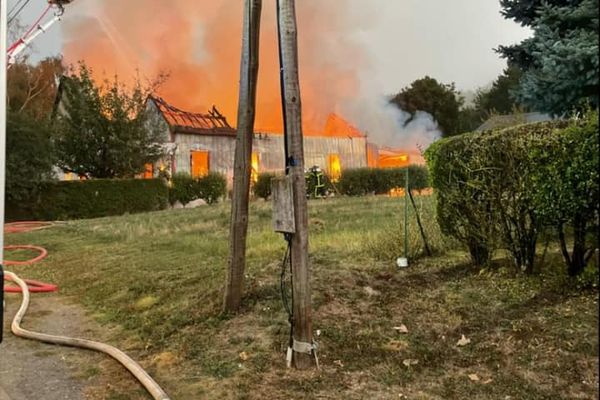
305,165 -> 327,198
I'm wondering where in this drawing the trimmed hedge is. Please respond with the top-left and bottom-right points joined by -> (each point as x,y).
254,166 -> 430,199
425,114 -> 598,274
169,172 -> 227,206
338,166 -> 429,196
7,178 -> 169,221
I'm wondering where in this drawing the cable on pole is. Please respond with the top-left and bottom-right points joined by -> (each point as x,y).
7,0 -> 32,26
8,0 -> 27,20
279,234 -> 294,367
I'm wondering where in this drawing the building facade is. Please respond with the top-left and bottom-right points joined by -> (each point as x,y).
147,97 -> 370,183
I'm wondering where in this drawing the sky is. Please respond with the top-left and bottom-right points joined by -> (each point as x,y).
12,0 -> 530,92
9,0 -> 532,149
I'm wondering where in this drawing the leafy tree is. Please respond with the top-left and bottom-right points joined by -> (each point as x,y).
54,63 -> 167,179
475,66 -> 524,115
390,76 -> 464,137
8,57 -> 64,120
6,111 -> 56,203
457,105 -> 484,133
498,0 -> 599,115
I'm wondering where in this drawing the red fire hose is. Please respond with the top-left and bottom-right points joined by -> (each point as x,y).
3,222 -> 57,293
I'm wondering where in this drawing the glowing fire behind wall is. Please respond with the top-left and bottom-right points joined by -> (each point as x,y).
61,0 -> 364,135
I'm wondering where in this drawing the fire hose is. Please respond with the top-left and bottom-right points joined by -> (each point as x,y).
2,223 -> 171,400
4,222 -> 57,293
5,270 -> 171,400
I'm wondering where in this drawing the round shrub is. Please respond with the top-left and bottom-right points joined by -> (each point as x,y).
169,173 -> 196,206
196,173 -> 227,205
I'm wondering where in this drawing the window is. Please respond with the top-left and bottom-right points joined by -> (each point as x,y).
144,163 -> 154,179
328,154 -> 341,182
191,151 -> 210,178
251,152 -> 260,183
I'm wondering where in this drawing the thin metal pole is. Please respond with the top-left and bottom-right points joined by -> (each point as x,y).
1,0 -> 9,342
404,167 -> 409,261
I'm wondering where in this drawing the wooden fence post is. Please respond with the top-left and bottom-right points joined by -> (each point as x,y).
277,0 -> 314,369
224,0 -> 262,313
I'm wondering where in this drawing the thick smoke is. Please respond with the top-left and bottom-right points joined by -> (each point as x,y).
61,0 -> 439,151
341,95 -> 441,153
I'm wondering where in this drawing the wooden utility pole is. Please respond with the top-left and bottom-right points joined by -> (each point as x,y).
277,0 -> 314,369
224,0 -> 262,313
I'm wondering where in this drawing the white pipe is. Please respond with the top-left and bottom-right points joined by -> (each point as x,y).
5,271 -> 171,400
1,0 -> 8,261
8,15 -> 62,65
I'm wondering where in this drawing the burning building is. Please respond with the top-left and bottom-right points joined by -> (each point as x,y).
146,97 -> 372,183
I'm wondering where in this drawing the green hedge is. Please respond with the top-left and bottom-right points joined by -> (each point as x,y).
425,113 -> 598,274
7,178 -> 169,221
169,172 -> 227,206
338,166 -> 429,196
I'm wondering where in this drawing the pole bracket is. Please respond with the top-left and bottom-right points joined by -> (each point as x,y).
292,339 -> 320,369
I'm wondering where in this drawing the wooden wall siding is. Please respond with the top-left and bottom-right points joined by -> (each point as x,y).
173,133 -> 237,181
253,134 -> 368,173
171,133 -> 367,183
304,136 -> 368,171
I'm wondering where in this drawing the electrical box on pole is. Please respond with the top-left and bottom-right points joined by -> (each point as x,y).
277,0 -> 315,370
272,175 -> 295,234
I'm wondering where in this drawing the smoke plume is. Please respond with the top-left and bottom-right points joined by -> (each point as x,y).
62,0 -> 439,150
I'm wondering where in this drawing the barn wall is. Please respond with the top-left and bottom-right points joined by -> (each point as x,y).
172,132 -> 368,183
253,134 -> 367,173
173,133 -> 237,181
305,136 -> 368,171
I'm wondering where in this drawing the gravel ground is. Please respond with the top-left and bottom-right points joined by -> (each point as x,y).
0,294 -> 103,400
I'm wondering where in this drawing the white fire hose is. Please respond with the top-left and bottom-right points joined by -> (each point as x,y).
4,271 -> 171,400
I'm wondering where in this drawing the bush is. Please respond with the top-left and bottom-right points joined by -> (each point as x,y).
426,135 -> 500,266
196,173 -> 227,205
253,173 -> 276,200
7,179 -> 169,221
254,171 -> 338,200
6,112 -> 56,203
169,173 -> 227,206
425,116 -> 598,275
169,173 -> 196,206
528,111 -> 599,276
338,166 -> 430,196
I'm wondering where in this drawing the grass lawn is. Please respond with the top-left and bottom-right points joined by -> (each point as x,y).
4,196 -> 598,399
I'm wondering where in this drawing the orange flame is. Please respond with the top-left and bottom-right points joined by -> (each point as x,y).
62,0 -> 363,136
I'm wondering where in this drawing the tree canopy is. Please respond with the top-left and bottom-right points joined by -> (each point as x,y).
8,57 -> 63,120
498,0 -> 599,115
6,111 -> 56,203
390,76 -> 463,137
474,66 -> 524,116
500,0 -> 584,26
54,63 -> 167,179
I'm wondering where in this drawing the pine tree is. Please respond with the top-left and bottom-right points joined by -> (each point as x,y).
498,0 -> 599,115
